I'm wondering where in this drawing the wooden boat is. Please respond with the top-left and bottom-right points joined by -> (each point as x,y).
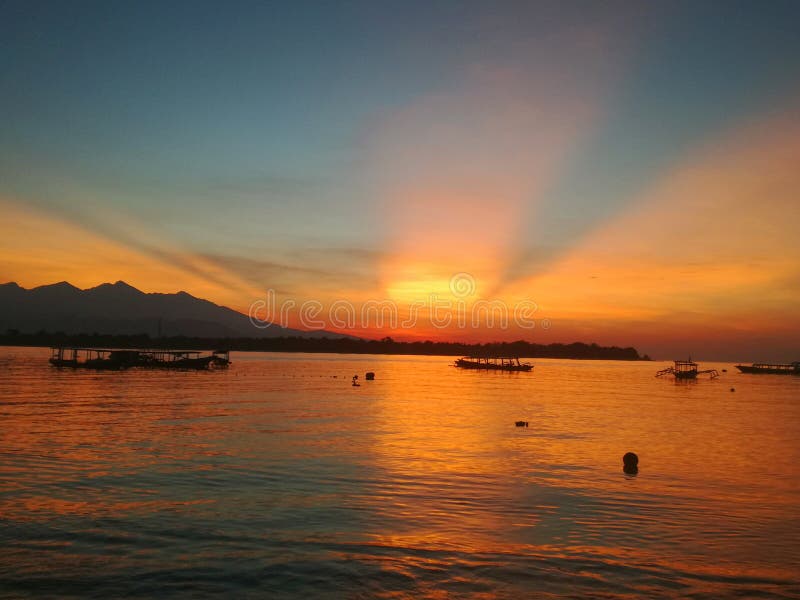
49,348 -> 141,370
454,356 -> 533,372
735,362 -> 800,375
49,347 -> 228,371
49,347 -> 80,368
211,350 -> 231,367
656,359 -> 719,380
138,350 -> 216,370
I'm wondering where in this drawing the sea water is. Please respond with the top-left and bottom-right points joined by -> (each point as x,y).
1,347 -> 798,598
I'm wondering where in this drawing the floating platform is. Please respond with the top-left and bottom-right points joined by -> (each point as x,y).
49,347 -> 230,371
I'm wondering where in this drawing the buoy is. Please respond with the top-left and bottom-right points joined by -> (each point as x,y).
623,452 -> 639,475
365,372 -> 375,380
730,387 -> 735,392
515,421 -> 528,427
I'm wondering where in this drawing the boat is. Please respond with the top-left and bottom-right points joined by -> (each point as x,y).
49,348 -> 141,370
735,362 -> 800,375
656,359 -> 719,380
211,349 -> 231,367
138,350 -> 217,370
49,347 -> 230,371
454,356 -> 533,372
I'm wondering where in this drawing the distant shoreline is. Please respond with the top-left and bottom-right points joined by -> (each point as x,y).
0,332 -> 650,361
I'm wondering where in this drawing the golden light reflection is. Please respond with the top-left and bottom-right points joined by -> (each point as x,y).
344,354 -> 800,584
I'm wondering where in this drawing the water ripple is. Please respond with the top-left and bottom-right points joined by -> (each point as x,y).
1,348 -> 799,598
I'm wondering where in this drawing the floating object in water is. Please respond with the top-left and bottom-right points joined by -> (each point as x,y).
722,369 -> 728,372
48,347 -> 229,370
735,361 -> 800,375
352,374 -> 360,387
48,347 -> 139,370
730,387 -> 735,392
211,350 -> 231,367
515,421 -> 528,427
141,350 -> 225,370
365,372 -> 375,380
454,356 -> 533,372
656,359 -> 718,379
623,452 -> 639,475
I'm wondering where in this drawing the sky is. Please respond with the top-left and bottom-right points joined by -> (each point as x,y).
1,0 -> 799,360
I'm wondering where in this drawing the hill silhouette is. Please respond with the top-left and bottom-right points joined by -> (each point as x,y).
0,281 -> 648,360
0,280 -> 342,338
0,331 -> 647,361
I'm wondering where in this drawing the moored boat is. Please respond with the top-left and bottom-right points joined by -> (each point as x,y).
49,347 -> 230,371
454,356 -> 533,372
211,349 -> 231,367
735,362 -> 800,375
656,359 -> 719,379
138,350 -> 218,370
49,348 -> 141,370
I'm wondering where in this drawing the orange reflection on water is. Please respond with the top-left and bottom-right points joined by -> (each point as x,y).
1,348 -> 798,598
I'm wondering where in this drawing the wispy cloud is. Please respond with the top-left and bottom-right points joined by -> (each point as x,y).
200,246 -> 385,297
503,101 -> 800,358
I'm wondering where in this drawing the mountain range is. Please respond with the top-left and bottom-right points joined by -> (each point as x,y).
0,281 -> 342,338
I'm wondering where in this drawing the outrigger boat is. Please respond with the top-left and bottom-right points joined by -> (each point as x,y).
656,359 -> 719,380
49,347 -> 230,371
454,356 -> 533,372
735,362 -> 800,375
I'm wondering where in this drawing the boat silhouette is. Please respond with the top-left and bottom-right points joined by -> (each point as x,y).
49,347 -> 230,370
656,359 -> 719,380
735,361 -> 800,375
454,355 -> 533,372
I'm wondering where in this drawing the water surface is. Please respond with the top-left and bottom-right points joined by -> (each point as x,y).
1,347 -> 798,598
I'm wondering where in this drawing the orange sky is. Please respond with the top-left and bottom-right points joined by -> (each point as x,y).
2,4 -> 800,360
2,104 -> 800,360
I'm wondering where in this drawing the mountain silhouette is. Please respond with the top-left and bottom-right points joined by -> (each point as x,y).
0,280 -> 344,338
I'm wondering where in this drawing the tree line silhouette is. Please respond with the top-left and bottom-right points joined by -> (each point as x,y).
1,330 -> 649,360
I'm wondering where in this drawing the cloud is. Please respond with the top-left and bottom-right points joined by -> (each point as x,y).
505,102 -> 800,358
200,246 -> 385,298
